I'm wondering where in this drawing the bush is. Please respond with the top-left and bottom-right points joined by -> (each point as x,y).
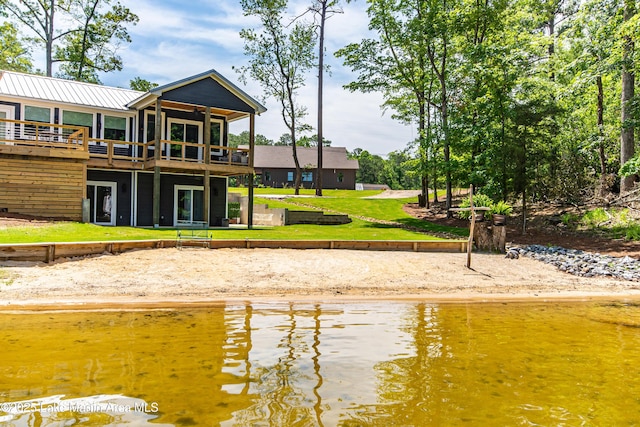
489,200 -> 513,216
228,202 -> 241,219
457,194 -> 493,220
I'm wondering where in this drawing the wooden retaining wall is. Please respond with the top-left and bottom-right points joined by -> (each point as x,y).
0,239 -> 467,263
0,156 -> 85,220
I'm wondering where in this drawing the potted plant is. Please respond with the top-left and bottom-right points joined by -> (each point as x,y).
489,200 -> 512,226
458,194 -> 493,222
227,202 -> 241,224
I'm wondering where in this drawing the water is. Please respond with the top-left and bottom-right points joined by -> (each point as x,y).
1,301 -> 640,426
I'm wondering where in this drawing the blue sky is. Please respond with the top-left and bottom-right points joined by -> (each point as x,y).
62,0 -> 416,155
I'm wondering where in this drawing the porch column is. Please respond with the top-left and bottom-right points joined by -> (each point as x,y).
153,98 -> 162,228
203,106 -> 211,225
248,113 -> 255,229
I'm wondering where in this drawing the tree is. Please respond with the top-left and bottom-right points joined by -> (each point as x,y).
1,0 -> 138,81
55,1 -> 138,83
237,0 -> 316,195
337,0 -> 460,214
228,131 -> 274,148
308,0 -> 343,196
129,77 -> 158,92
620,0 -> 636,193
0,22 -> 33,72
351,148 -> 385,185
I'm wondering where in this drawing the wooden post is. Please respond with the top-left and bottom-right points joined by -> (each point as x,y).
153,99 -> 162,228
467,185 -> 474,268
204,106 -> 211,225
248,114 -> 255,229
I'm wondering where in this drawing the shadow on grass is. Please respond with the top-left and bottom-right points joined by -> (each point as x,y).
395,217 -> 468,237
359,218 -> 468,238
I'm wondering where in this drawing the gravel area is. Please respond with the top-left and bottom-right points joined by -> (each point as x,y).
515,245 -> 640,281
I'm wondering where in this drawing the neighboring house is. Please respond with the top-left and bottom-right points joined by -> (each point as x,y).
0,69 -> 266,226
246,145 -> 359,190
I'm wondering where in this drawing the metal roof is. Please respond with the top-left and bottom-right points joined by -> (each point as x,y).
0,70 -> 143,111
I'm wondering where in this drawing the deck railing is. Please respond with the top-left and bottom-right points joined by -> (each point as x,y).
0,118 -> 251,168
0,118 -> 87,150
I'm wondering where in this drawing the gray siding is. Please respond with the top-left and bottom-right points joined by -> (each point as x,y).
136,172 -> 227,227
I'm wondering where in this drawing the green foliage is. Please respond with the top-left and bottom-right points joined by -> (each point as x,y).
0,22 -> 33,72
457,194 -> 493,220
129,77 -> 158,92
620,155 -> 640,177
228,202 -> 241,219
2,0 -> 138,80
581,207 -> 609,228
489,201 -> 513,216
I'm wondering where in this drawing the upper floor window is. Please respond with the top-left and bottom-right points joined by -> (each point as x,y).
62,110 -> 93,137
104,116 -> 127,141
24,106 -> 51,123
23,105 -> 52,139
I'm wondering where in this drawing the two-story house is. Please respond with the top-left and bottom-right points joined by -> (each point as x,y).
0,69 -> 266,227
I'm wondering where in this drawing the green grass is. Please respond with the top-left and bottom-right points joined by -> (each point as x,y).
0,189 -> 468,243
562,207 -> 640,241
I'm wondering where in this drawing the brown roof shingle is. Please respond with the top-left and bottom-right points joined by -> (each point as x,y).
245,145 -> 359,170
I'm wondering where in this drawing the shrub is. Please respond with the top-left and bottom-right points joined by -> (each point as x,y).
457,194 -> 493,220
228,202 -> 241,219
489,200 -> 513,216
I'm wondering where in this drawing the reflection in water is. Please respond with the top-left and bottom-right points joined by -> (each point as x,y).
0,302 -> 639,425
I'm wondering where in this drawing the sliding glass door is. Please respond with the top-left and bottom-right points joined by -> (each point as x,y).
174,185 -> 204,225
87,181 -> 116,225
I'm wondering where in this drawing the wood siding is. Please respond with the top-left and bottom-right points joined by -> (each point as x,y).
0,155 -> 85,220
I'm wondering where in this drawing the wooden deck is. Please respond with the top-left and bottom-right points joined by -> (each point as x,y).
0,118 -> 252,176
0,239 -> 469,263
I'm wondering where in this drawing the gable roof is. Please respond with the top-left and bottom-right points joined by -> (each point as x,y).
0,70 -> 143,111
248,145 -> 359,170
0,69 -> 267,117
127,69 -> 267,115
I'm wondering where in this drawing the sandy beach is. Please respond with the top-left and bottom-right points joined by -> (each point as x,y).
1,247 -> 639,308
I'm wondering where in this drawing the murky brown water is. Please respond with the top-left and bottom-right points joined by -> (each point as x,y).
1,301 -> 640,426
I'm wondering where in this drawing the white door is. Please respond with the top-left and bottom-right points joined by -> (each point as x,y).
87,181 -> 117,225
167,118 -> 202,161
174,185 -> 205,226
0,105 -> 15,144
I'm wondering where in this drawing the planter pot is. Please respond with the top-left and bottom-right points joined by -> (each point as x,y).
492,214 -> 507,226
474,213 -> 486,222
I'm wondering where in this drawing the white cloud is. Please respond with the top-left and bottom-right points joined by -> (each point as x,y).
100,0 -> 414,155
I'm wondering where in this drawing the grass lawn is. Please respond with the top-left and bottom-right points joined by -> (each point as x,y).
0,189 -> 467,244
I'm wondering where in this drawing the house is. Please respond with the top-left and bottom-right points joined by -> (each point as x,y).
248,145 -> 359,190
0,69 -> 266,227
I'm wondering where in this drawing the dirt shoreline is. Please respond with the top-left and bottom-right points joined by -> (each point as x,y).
1,247 -> 640,309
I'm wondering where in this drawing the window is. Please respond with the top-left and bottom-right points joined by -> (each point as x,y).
302,172 -> 313,182
23,106 -> 51,139
145,112 -> 156,143
264,171 -> 271,182
210,121 -> 224,155
104,116 -> 127,141
287,171 -> 294,182
24,106 -> 51,123
62,110 -> 93,137
337,172 -> 344,183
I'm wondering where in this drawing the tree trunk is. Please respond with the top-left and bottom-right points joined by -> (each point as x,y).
315,0 -> 327,197
621,0 -> 636,193
597,75 -> 606,175
45,0 -> 55,77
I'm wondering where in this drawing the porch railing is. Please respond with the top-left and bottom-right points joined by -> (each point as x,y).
0,117 -> 251,168
0,118 -> 88,150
